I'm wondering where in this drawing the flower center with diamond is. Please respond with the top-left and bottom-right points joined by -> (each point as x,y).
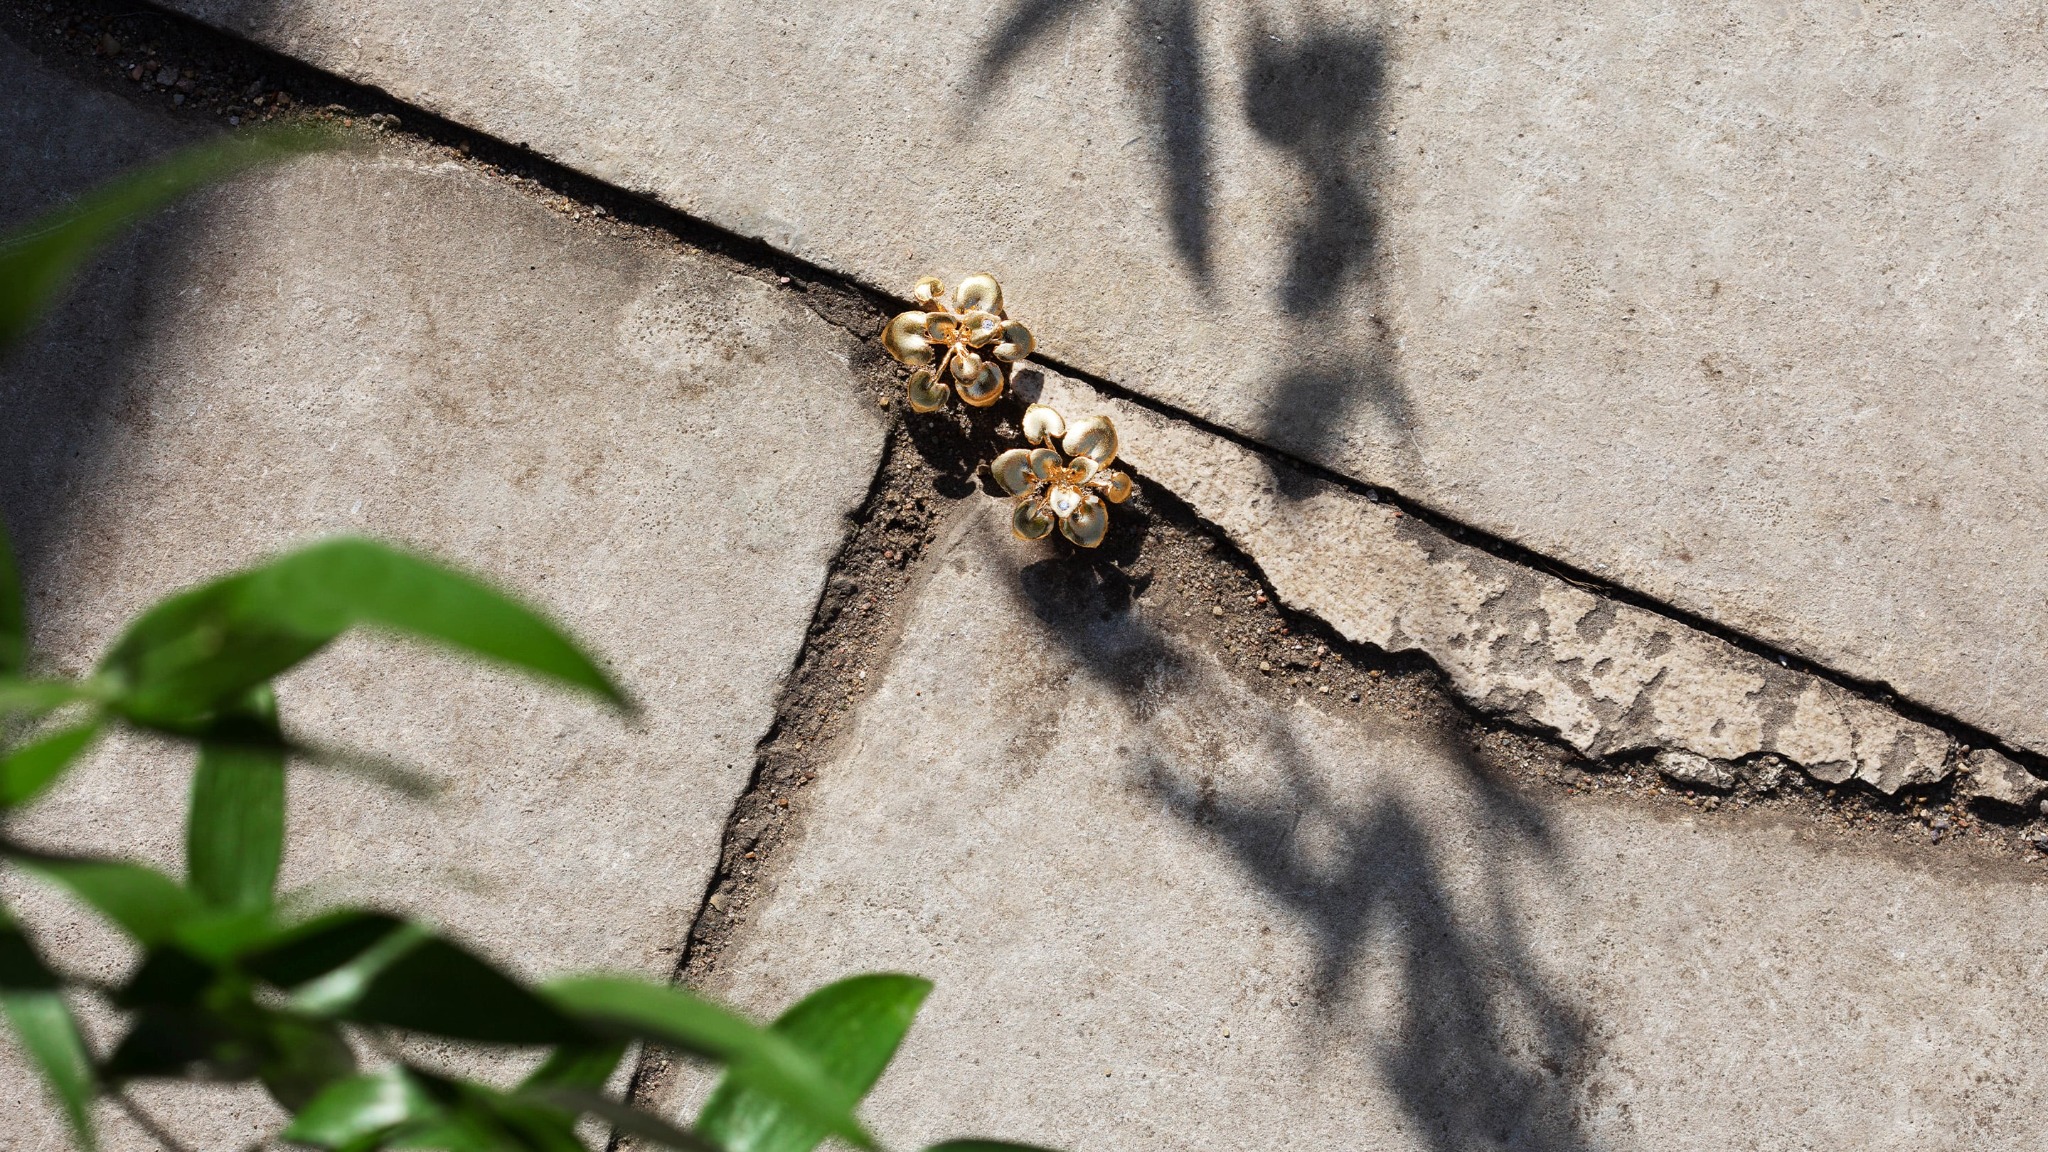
1047,486 -> 1083,518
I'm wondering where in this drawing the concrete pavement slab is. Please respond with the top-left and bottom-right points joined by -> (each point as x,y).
0,36 -> 885,1149
150,0 -> 2048,755
668,500 -> 2048,1151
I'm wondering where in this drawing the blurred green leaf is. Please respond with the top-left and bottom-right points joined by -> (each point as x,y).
13,856 -> 198,945
102,537 -> 627,728
520,1041 -> 628,1094
256,1011 -> 358,1110
0,524 -> 21,677
111,947 -> 215,1009
246,908 -> 407,986
543,976 -> 871,1151
186,686 -> 285,912
0,125 -> 337,353
1,990 -> 97,1150
0,678 -> 95,719
102,1003 -> 240,1080
283,1065 -> 438,1148
0,720 -> 101,808
0,906 -> 61,992
289,921 -> 587,1045
698,973 -> 930,1152
523,1085 -> 720,1152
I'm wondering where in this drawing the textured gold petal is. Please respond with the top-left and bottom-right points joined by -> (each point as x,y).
993,320 -> 1035,363
959,309 -> 1003,347
958,361 -> 1005,406
1092,469 -> 1133,503
923,312 -> 960,342
913,276 -> 946,307
949,348 -> 985,381
991,448 -> 1037,495
906,368 -> 951,413
1064,456 -> 1101,484
882,311 -> 933,367
957,273 -> 1003,315
1060,494 -> 1109,548
1028,447 -> 1063,483
1021,404 -> 1065,445
1012,496 -> 1055,541
1061,414 -> 1120,466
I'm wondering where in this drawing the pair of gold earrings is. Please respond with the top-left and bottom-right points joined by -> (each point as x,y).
881,274 -> 1134,549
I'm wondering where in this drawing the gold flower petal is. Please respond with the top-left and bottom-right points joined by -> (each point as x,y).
1060,494 -> 1109,548
991,448 -> 1037,496
882,311 -> 933,367
906,368 -> 950,413
956,273 -> 1003,315
1061,414 -> 1119,467
1092,469 -> 1133,503
1028,447 -> 1063,483
958,361 -> 1005,406
924,312 -> 960,342
960,309 -> 1003,347
913,276 -> 946,307
993,320 -> 1035,363
1021,404 -> 1065,446
1012,496 -> 1055,541
1065,456 -> 1101,485
950,348 -> 985,381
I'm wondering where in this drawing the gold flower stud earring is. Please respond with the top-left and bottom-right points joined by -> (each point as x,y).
990,404 -> 1134,548
881,274 -> 1036,412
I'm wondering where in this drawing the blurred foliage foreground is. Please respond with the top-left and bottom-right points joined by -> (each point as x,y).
0,129 -> 1053,1152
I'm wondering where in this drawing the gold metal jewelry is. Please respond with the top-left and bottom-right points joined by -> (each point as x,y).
881,274 -> 1036,412
990,404 -> 1134,548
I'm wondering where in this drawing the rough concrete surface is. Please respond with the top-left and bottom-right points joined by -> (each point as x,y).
155,0 -> 2048,757
1031,371 -> 1959,793
0,39 -> 884,1149
670,501 -> 2048,1151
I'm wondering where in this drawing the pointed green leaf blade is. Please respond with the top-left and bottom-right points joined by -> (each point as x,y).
0,678 -> 94,719
697,974 -> 931,1152
542,976 -> 871,1151
103,538 -> 626,725
186,687 -> 285,911
1,990 -> 97,1150
288,922 -> 585,1045
13,857 -> 199,945
281,1065 -> 441,1148
0,720 -> 101,809
0,125 -> 336,353
519,1042 -> 628,1094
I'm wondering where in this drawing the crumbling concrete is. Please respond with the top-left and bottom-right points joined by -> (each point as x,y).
1959,748 -> 2047,811
1032,372 -> 1956,793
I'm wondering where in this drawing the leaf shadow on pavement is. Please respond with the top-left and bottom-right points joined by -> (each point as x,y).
978,0 -> 1218,287
976,1 -> 1417,495
1004,506 -> 1600,1150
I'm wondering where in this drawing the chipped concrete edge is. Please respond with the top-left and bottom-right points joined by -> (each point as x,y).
1032,372 -> 1971,797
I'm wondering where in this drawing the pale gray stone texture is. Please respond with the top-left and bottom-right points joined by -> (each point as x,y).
1959,748 -> 2047,810
1030,371 -> 1956,793
0,45 -> 883,1149
671,502 -> 2048,1151
159,0 -> 2048,755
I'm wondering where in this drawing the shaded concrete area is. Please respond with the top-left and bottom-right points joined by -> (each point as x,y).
150,0 -> 2048,757
0,40 -> 885,1150
667,502 -> 2048,1151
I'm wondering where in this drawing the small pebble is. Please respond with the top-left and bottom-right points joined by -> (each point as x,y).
1258,661 -> 1272,673
1211,605 -> 1224,617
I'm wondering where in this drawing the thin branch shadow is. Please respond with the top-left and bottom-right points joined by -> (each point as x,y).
1144,727 -> 1599,1151
976,0 -> 1215,285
